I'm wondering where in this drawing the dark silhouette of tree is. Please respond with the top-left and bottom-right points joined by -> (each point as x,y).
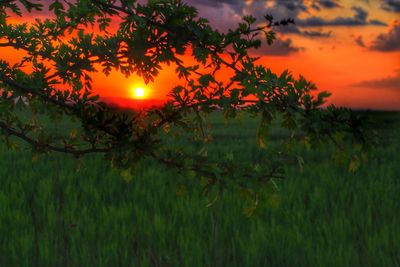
0,0 -> 368,201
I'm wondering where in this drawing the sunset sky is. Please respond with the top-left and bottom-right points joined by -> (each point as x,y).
2,0 -> 400,110
182,0 -> 400,110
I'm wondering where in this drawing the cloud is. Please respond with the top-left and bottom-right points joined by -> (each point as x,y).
381,0 -> 400,12
193,0 -> 241,6
354,35 -> 366,47
298,6 -> 387,27
183,1 -> 306,56
187,1 -> 382,39
352,6 -> 368,21
240,1 -> 320,36
184,0 -> 244,14
278,0 -> 342,11
369,20 -> 400,51
312,0 -> 342,10
186,0 -> 386,28
185,0 -> 393,54
278,1 -> 308,11
302,30 -> 332,38
369,19 -> 388,26
184,0 -> 244,31
252,36 -> 304,56
352,70 -> 400,90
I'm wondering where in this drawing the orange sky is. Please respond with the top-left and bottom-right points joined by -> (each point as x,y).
1,0 -> 399,110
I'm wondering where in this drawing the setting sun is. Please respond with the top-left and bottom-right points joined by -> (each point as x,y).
133,87 -> 146,99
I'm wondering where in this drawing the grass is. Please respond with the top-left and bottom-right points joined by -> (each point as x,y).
0,111 -> 399,267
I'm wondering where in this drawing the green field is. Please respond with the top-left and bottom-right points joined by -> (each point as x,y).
0,111 -> 399,267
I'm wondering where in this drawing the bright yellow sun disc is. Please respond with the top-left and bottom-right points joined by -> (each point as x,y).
133,87 -> 145,98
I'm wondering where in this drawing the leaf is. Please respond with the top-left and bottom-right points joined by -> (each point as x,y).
70,129 -> 78,139
268,193 -> 280,208
49,0 -> 64,15
32,153 -> 39,163
297,156 -> 305,171
8,141 -> 20,151
223,108 -> 237,119
120,168 -> 134,182
200,177 -> 209,188
314,91 -> 331,107
243,15 -> 256,24
162,123 -> 170,134
198,146 -> 208,157
281,113 -> 297,130
301,136 -> 311,150
206,193 -> 219,208
198,74 -> 214,87
75,159 -> 83,172
349,156 -> 361,173
176,184 -> 188,197
244,204 -> 257,217
256,110 -> 273,148
225,151 -> 234,161
193,47 -> 209,64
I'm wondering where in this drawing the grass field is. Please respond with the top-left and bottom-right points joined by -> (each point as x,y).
0,111 -> 399,267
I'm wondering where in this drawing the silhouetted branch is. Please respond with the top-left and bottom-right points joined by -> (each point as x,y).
0,121 -> 110,156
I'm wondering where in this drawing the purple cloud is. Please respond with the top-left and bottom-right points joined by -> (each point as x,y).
352,69 -> 400,90
370,20 -> 400,51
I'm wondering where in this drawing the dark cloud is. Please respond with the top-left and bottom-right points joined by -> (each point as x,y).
279,0 -> 341,11
192,0 -> 241,6
279,1 -> 308,11
369,19 -> 388,26
352,6 -> 368,21
354,35 -> 366,47
369,20 -> 400,51
184,0 -> 392,54
315,0 -> 342,9
188,0 -> 381,37
190,0 -> 310,11
276,24 -> 302,34
352,70 -> 400,90
183,0 -> 244,31
298,6 -> 386,27
184,0 -> 244,14
252,36 -> 304,56
302,30 -> 332,38
381,0 -> 400,12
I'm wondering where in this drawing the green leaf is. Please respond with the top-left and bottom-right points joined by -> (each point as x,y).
121,168 -> 134,182
31,153 -> 40,163
49,0 -> 64,15
301,136 -> 311,150
198,74 -> 214,87
176,184 -> 188,197
223,108 -> 237,119
349,155 -> 361,173
281,113 -> 297,130
8,141 -> 21,151
264,30 -> 276,45
314,91 -> 331,107
70,129 -> 78,139
256,110 -> 273,148
297,156 -> 305,171
243,15 -> 256,24
268,193 -> 280,208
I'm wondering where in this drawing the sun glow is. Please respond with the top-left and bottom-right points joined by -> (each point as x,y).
132,87 -> 146,99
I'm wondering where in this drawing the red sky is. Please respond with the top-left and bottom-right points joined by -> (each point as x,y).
1,0 -> 399,110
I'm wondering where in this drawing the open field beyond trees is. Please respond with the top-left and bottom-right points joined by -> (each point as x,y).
0,111 -> 399,267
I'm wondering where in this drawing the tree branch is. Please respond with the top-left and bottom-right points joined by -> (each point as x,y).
0,121 -> 110,156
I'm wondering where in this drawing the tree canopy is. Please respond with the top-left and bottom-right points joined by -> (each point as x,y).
0,0 -> 370,202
